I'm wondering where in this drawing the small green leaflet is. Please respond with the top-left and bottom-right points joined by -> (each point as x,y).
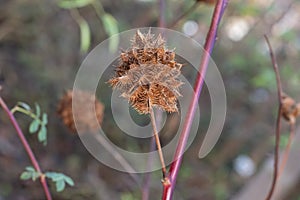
20,168 -> 75,193
35,103 -> 41,118
20,166 -> 41,181
27,103 -> 48,145
57,0 -> 94,9
101,14 -> 119,52
17,102 -> 31,111
45,172 -> 75,192
78,17 -> 91,53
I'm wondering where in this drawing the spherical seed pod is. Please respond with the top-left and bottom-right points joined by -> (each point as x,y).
108,30 -> 184,114
57,90 -> 104,133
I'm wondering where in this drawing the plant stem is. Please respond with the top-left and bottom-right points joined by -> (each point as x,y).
168,1 -> 200,28
11,106 -> 43,124
142,137 -> 156,200
264,35 -> 283,200
278,122 -> 295,177
92,133 -> 141,186
162,0 -> 228,199
0,97 -> 52,200
158,0 -> 166,28
149,105 -> 167,179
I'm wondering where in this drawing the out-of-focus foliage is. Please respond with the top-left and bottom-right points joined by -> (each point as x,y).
20,167 -> 74,192
11,102 -> 48,145
57,0 -> 119,53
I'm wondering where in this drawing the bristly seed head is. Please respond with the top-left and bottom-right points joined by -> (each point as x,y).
108,30 -> 183,114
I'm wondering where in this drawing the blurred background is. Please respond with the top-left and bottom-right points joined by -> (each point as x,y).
1,0 -> 300,199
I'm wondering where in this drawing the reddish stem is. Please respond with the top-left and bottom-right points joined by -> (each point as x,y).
0,97 -> 52,200
278,122 -> 295,178
162,0 -> 228,199
264,35 -> 283,200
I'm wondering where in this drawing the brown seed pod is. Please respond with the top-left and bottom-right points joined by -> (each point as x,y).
57,90 -> 104,133
281,94 -> 299,124
108,30 -> 183,114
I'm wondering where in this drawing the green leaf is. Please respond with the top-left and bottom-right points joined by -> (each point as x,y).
78,18 -> 91,53
25,166 -> 35,172
17,102 -> 31,111
45,172 -> 74,190
63,176 -> 74,186
56,180 -> 66,192
101,14 -> 119,52
42,113 -> 48,125
57,0 -> 94,9
45,172 -> 56,180
35,103 -> 41,118
29,120 -> 39,133
20,167 -> 41,181
20,172 -> 32,180
38,126 -> 47,145
31,171 -> 41,181
45,172 -> 63,181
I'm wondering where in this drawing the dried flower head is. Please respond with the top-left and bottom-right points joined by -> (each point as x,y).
108,30 -> 183,114
281,94 -> 300,124
57,90 -> 104,133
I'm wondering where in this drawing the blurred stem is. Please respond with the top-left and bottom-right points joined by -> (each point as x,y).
11,106 -> 42,124
142,109 -> 164,200
149,104 -> 167,180
168,1 -> 200,28
142,1 -> 167,198
264,35 -> 283,200
142,138 -> 155,200
278,122 -> 296,177
0,97 -> 52,200
158,0 -> 166,28
92,133 -> 141,186
92,0 -> 105,19
70,9 -> 91,53
162,0 -> 228,199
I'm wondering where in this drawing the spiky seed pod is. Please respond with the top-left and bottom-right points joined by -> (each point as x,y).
108,30 -> 183,114
57,90 -> 104,133
281,94 -> 300,124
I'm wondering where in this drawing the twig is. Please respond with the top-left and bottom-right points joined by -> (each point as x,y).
149,105 -> 167,179
168,1 -> 200,28
158,0 -> 166,28
92,133 -> 141,186
278,122 -> 295,177
142,1 -> 167,198
0,97 -> 52,200
264,35 -> 283,200
162,0 -> 228,199
142,137 -> 155,200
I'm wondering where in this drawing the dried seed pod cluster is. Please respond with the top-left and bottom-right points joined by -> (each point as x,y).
108,30 -> 183,114
57,90 -> 104,133
281,94 -> 300,124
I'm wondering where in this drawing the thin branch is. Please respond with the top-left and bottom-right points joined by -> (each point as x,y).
92,133 -> 141,186
162,0 -> 228,199
141,2 -> 168,198
264,35 -> 284,200
278,122 -> 295,177
141,2 -> 167,198
149,105 -> 167,179
142,137 -> 155,200
0,97 -> 52,200
168,1 -> 200,28
158,0 -> 166,28
142,110 -> 163,200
